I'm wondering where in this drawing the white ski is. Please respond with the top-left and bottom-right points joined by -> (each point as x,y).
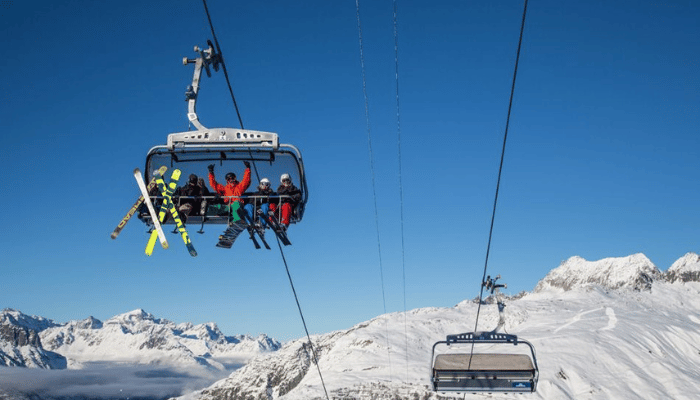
134,168 -> 169,251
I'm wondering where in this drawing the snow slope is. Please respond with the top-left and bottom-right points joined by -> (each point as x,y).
181,253 -> 700,400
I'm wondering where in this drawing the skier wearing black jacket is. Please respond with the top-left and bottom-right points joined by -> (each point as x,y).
175,174 -> 207,224
269,173 -> 301,228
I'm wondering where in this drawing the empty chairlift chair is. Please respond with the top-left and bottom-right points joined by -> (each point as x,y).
431,331 -> 538,393
430,275 -> 539,393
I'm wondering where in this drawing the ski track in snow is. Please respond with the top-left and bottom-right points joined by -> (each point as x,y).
553,307 -> 605,333
600,307 -> 617,331
553,306 -> 618,333
690,315 -> 700,325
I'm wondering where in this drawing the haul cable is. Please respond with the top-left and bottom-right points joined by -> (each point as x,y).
201,2 -> 330,398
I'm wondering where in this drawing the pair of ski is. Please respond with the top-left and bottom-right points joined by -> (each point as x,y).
215,210 -> 290,249
134,168 -> 197,257
247,223 -> 270,250
215,204 -> 270,250
111,166 -> 168,241
258,210 -> 291,246
217,221 -> 249,249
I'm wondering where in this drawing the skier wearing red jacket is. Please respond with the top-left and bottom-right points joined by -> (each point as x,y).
207,161 -> 251,220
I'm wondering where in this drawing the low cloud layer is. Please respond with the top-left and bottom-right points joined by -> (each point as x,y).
0,363 -> 232,399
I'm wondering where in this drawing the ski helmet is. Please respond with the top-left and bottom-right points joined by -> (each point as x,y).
189,174 -> 197,184
225,172 -> 236,181
280,173 -> 291,184
260,178 -> 270,187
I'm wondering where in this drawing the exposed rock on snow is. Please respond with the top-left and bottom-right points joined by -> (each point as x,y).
664,252 -> 700,283
534,253 -> 661,292
0,309 -> 66,369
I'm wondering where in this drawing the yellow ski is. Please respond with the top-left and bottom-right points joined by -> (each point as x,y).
135,168 -> 169,254
147,169 -> 197,257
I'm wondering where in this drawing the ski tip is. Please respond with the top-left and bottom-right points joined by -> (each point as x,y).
134,168 -> 141,174
162,243 -> 169,250
189,250 -> 198,257
110,232 -> 118,240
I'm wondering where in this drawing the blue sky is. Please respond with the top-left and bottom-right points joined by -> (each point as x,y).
2,0 -> 698,342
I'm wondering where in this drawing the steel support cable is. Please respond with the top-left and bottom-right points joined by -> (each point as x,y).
274,238 -> 330,400
201,0 -> 264,183
392,0 -> 410,384
202,0 -> 245,130
355,0 -> 393,380
201,2 -> 329,398
468,0 -> 529,368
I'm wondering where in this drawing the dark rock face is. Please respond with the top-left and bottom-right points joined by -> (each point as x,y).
1,323 -> 43,347
0,310 -> 66,369
665,269 -> 700,283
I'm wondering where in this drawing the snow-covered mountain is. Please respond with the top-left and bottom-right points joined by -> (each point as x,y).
534,253 -> 661,292
180,253 -> 700,400
0,309 -> 65,369
1,309 -> 280,371
665,252 -> 700,283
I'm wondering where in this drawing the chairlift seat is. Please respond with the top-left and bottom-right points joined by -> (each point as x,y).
434,353 -> 534,372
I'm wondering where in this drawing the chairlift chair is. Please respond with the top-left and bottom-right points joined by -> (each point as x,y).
140,42 -> 308,227
430,276 -> 539,393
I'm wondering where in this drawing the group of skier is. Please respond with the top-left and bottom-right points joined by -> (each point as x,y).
173,161 -> 301,233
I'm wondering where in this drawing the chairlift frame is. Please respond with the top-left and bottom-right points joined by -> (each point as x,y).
430,276 -> 539,393
141,42 -> 308,226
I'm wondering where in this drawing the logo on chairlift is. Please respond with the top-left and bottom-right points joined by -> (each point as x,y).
512,382 -> 531,388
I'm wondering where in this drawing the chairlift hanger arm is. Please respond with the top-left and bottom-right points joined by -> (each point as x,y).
183,41 -> 221,131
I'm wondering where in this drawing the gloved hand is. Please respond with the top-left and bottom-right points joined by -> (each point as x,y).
207,164 -> 215,173
243,161 -> 251,169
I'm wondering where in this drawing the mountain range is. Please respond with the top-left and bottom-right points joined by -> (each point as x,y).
1,308 -> 280,371
2,252 -> 700,399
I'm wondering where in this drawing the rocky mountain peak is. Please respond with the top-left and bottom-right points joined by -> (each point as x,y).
665,252 -> 700,283
534,253 -> 661,292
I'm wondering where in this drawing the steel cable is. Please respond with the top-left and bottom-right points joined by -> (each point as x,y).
201,2 -> 329,398
355,0 -> 394,381
469,0 -> 529,367
392,0 -> 410,384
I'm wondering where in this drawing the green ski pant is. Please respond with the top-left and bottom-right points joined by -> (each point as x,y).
207,202 -> 243,222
